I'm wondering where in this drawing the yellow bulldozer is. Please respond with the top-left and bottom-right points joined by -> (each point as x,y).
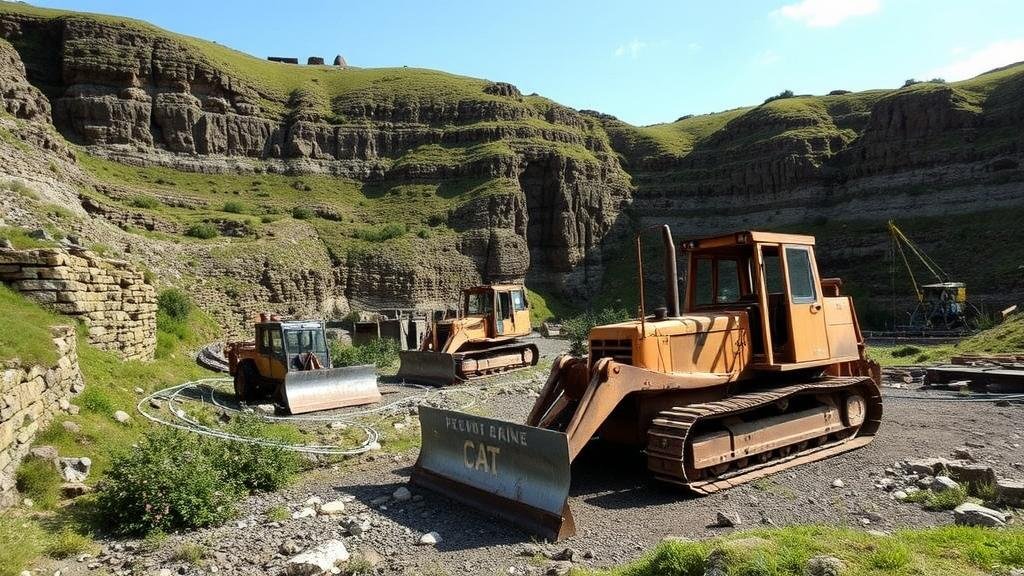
227,315 -> 381,414
411,227 -> 882,540
396,284 -> 539,385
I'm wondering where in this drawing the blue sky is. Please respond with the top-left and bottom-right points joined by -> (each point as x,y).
31,0 -> 1024,125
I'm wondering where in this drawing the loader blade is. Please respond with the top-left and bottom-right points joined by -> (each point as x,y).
396,350 -> 463,386
282,364 -> 381,414
411,406 -> 575,541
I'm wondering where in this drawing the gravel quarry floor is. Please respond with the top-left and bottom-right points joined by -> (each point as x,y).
48,340 -> 1024,576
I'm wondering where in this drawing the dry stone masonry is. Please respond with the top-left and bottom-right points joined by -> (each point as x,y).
0,247 -> 158,361
0,325 -> 83,507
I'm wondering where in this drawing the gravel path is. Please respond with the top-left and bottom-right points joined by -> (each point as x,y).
51,354 -> 1024,576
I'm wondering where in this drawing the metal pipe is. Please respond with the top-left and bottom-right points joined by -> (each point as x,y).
661,224 -> 680,317
637,234 -> 646,338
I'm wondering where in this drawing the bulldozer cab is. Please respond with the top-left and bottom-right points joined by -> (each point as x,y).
681,231 -> 860,369
463,285 -> 530,338
255,321 -> 331,374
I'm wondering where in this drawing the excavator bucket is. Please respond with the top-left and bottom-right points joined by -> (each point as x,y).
282,364 -> 381,414
396,350 -> 463,386
411,406 -> 575,541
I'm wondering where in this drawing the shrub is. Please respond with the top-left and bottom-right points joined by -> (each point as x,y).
638,540 -> 707,576
185,223 -> 218,239
867,540 -> 912,570
222,201 -> 246,214
130,196 -> 161,209
95,428 -> 240,536
331,338 -> 400,369
563,308 -> 630,356
15,456 -> 62,509
158,289 -> 192,322
170,543 -> 207,565
4,178 -> 38,199
903,78 -> 921,88
929,77 -> 946,84
77,386 -> 114,415
353,223 -> 406,242
763,89 -> 794,104
291,206 -> 313,220
891,344 -> 921,358
206,416 -> 300,492
266,505 -> 290,521
925,486 -> 968,510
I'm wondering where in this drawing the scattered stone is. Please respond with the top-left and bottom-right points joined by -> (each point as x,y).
304,496 -> 323,508
255,404 -> 276,415
583,550 -> 595,560
418,532 -> 441,546
340,516 -> 370,536
113,410 -> 131,424
133,387 -> 144,394
349,547 -> 383,569
156,569 -> 172,576
0,238 -> 11,249
954,503 -> 1009,527
544,561 -> 573,576
30,445 -> 59,461
329,422 -> 347,430
519,543 -> 544,556
28,228 -> 52,241
279,540 -> 303,555
62,420 -> 82,434
291,507 -> 316,519
284,540 -> 349,576
893,490 -> 908,500
715,511 -> 741,527
932,476 -> 960,492
996,479 -> 1024,507
370,495 -> 390,506
319,500 -> 347,515
906,458 -> 948,476
806,555 -> 846,576
917,476 -> 935,489
831,478 -> 845,488
61,482 -> 91,498
951,447 -> 976,461
393,486 -> 412,502
550,548 -> 575,562
946,462 -> 996,488
67,404 -> 80,415
964,440 -> 985,449
58,457 -> 92,482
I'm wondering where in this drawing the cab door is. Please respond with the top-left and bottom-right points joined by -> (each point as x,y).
267,326 -> 287,379
511,289 -> 531,336
781,245 -> 829,362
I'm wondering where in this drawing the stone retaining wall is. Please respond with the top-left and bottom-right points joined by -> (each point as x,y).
0,247 -> 157,361
0,325 -> 83,507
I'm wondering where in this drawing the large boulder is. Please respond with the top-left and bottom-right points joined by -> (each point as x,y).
284,540 -> 349,576
996,480 -> 1024,508
953,503 -> 1009,527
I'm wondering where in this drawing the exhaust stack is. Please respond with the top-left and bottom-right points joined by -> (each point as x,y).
662,224 -> 680,317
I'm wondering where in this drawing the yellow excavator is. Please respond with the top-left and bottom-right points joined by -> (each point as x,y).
410,226 -> 882,540
397,284 -> 539,385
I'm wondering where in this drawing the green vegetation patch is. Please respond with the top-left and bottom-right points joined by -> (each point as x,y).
331,338 -> 400,370
0,284 -> 64,365
584,525 -> 1024,576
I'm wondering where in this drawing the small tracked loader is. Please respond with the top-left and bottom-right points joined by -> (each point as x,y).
396,284 -> 539,385
411,227 -> 882,540
227,315 -> 381,414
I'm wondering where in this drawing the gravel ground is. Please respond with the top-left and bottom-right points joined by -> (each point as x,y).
48,347 -> 1024,576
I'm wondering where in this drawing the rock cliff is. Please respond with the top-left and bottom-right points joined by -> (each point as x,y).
1,3 -> 1023,328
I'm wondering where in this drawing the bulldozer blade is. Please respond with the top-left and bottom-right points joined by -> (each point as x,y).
282,364 -> 381,414
396,350 -> 463,386
411,406 -> 575,541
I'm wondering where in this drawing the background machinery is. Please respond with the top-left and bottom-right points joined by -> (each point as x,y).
227,315 -> 381,414
411,226 -> 882,540
888,220 -> 979,331
397,284 -> 539,385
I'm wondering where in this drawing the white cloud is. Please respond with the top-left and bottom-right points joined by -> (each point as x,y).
774,0 -> 880,28
755,49 -> 781,66
924,38 -> 1024,81
614,39 -> 648,59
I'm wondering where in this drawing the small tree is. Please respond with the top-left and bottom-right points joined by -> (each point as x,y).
763,89 -> 795,104
903,78 -> 921,88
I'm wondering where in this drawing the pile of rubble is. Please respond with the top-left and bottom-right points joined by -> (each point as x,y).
870,453 -> 1022,527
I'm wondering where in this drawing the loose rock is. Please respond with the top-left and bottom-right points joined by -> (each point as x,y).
932,476 -> 960,492
318,500 -> 346,515
113,410 -> 131,423
418,532 -> 441,546
715,511 -> 741,527
806,555 -> 846,576
954,503 -> 1009,527
393,486 -> 412,502
284,540 -> 349,576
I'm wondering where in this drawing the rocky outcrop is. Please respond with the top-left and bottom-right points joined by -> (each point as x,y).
0,247 -> 158,361
0,324 -> 83,508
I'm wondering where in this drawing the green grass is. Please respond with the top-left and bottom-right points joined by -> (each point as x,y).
0,225 -> 58,250
0,514 -> 47,576
15,456 -> 62,510
869,312 -> 1024,367
0,284 -> 64,365
525,286 -> 577,326
584,526 -> 1024,576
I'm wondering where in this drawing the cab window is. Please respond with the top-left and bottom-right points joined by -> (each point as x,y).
716,260 -> 741,303
269,329 -> 284,356
694,258 -> 713,305
258,327 -> 271,353
511,290 -> 527,311
465,292 -> 493,315
785,247 -> 817,303
285,329 -> 326,354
